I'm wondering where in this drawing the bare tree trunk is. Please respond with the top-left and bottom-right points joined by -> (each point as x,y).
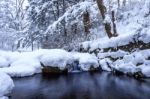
111,11 -> 118,37
31,37 -> 34,51
12,44 -> 14,52
83,10 -> 91,35
96,0 -> 106,20
1,41 -> 4,48
56,1 -> 60,18
123,0 -> 126,6
118,0 -> 120,7
96,0 -> 113,38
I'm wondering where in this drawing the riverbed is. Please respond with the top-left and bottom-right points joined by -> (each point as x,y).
10,72 -> 150,99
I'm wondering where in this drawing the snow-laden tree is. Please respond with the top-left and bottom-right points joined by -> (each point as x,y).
0,0 -> 27,51
0,0 -> 17,50
22,0 -> 150,50
24,0 -> 102,50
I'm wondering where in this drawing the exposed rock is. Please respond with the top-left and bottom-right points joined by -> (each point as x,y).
112,69 -> 124,76
41,62 -> 68,74
42,66 -> 68,74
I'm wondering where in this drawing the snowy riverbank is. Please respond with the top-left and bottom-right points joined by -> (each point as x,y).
0,49 -> 99,77
0,48 -> 150,97
0,72 -> 14,99
80,32 -> 150,78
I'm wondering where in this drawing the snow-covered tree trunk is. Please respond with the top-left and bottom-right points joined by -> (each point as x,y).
96,0 -> 113,38
123,0 -> 126,6
118,0 -> 120,7
83,10 -> 91,35
111,11 -> 118,37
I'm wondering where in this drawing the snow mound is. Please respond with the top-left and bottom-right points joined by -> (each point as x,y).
99,58 -> 112,71
40,49 -> 74,70
73,53 -> 99,71
0,57 -> 9,68
97,49 -> 150,77
0,96 -> 8,99
0,49 -> 99,77
139,65 -> 150,77
81,33 -> 150,52
0,72 -> 14,98
0,51 -> 42,77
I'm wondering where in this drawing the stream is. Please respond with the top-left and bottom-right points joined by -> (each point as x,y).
10,72 -> 150,99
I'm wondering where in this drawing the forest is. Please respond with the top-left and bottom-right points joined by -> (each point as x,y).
0,0 -> 150,99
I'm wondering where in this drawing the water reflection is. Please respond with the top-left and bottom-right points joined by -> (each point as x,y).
11,72 -> 150,99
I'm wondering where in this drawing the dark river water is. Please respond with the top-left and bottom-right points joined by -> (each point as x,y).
10,72 -> 150,99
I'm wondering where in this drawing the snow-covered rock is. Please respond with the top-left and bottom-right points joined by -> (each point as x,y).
0,72 -> 14,98
0,51 -> 41,77
99,58 -> 112,71
0,96 -> 8,99
114,63 -> 139,74
139,65 -> 150,77
73,53 -> 99,71
0,57 -> 9,68
0,49 -> 99,76
81,32 -> 150,53
40,49 -> 73,70
98,49 -> 150,78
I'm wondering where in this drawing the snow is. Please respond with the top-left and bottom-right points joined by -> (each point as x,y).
40,49 -> 74,70
80,0 -> 150,53
114,63 -> 140,74
0,96 -> 8,99
98,49 -> 150,77
98,50 -> 128,59
80,27 -> 149,77
0,49 -> 99,77
0,51 -> 41,77
99,58 -> 112,71
0,57 -> 9,68
0,48 -> 150,77
45,1 -> 96,35
73,53 -> 99,71
140,65 -> 150,77
81,32 -> 150,52
0,72 -> 14,98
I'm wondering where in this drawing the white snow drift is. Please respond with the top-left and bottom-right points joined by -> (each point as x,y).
0,49 -> 99,77
98,49 -> 150,77
0,72 -> 14,99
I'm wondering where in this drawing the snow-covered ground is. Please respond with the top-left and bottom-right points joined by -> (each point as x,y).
72,52 -> 99,71
81,0 -> 150,52
0,72 -> 14,99
0,49 -> 98,77
0,1 -> 150,98
0,48 -> 150,77
78,0 -> 150,78
81,32 -> 150,52
98,49 -> 150,77
80,31 -> 150,78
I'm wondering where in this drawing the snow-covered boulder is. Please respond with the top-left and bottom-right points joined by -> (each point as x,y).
80,32 -> 150,53
0,72 -> 14,98
114,63 -> 139,74
0,57 -> 9,68
0,49 -> 100,76
73,53 -> 99,71
40,50 -> 99,73
99,58 -> 112,71
0,96 -> 9,99
40,49 -> 74,73
139,65 -> 150,77
0,52 -> 41,77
